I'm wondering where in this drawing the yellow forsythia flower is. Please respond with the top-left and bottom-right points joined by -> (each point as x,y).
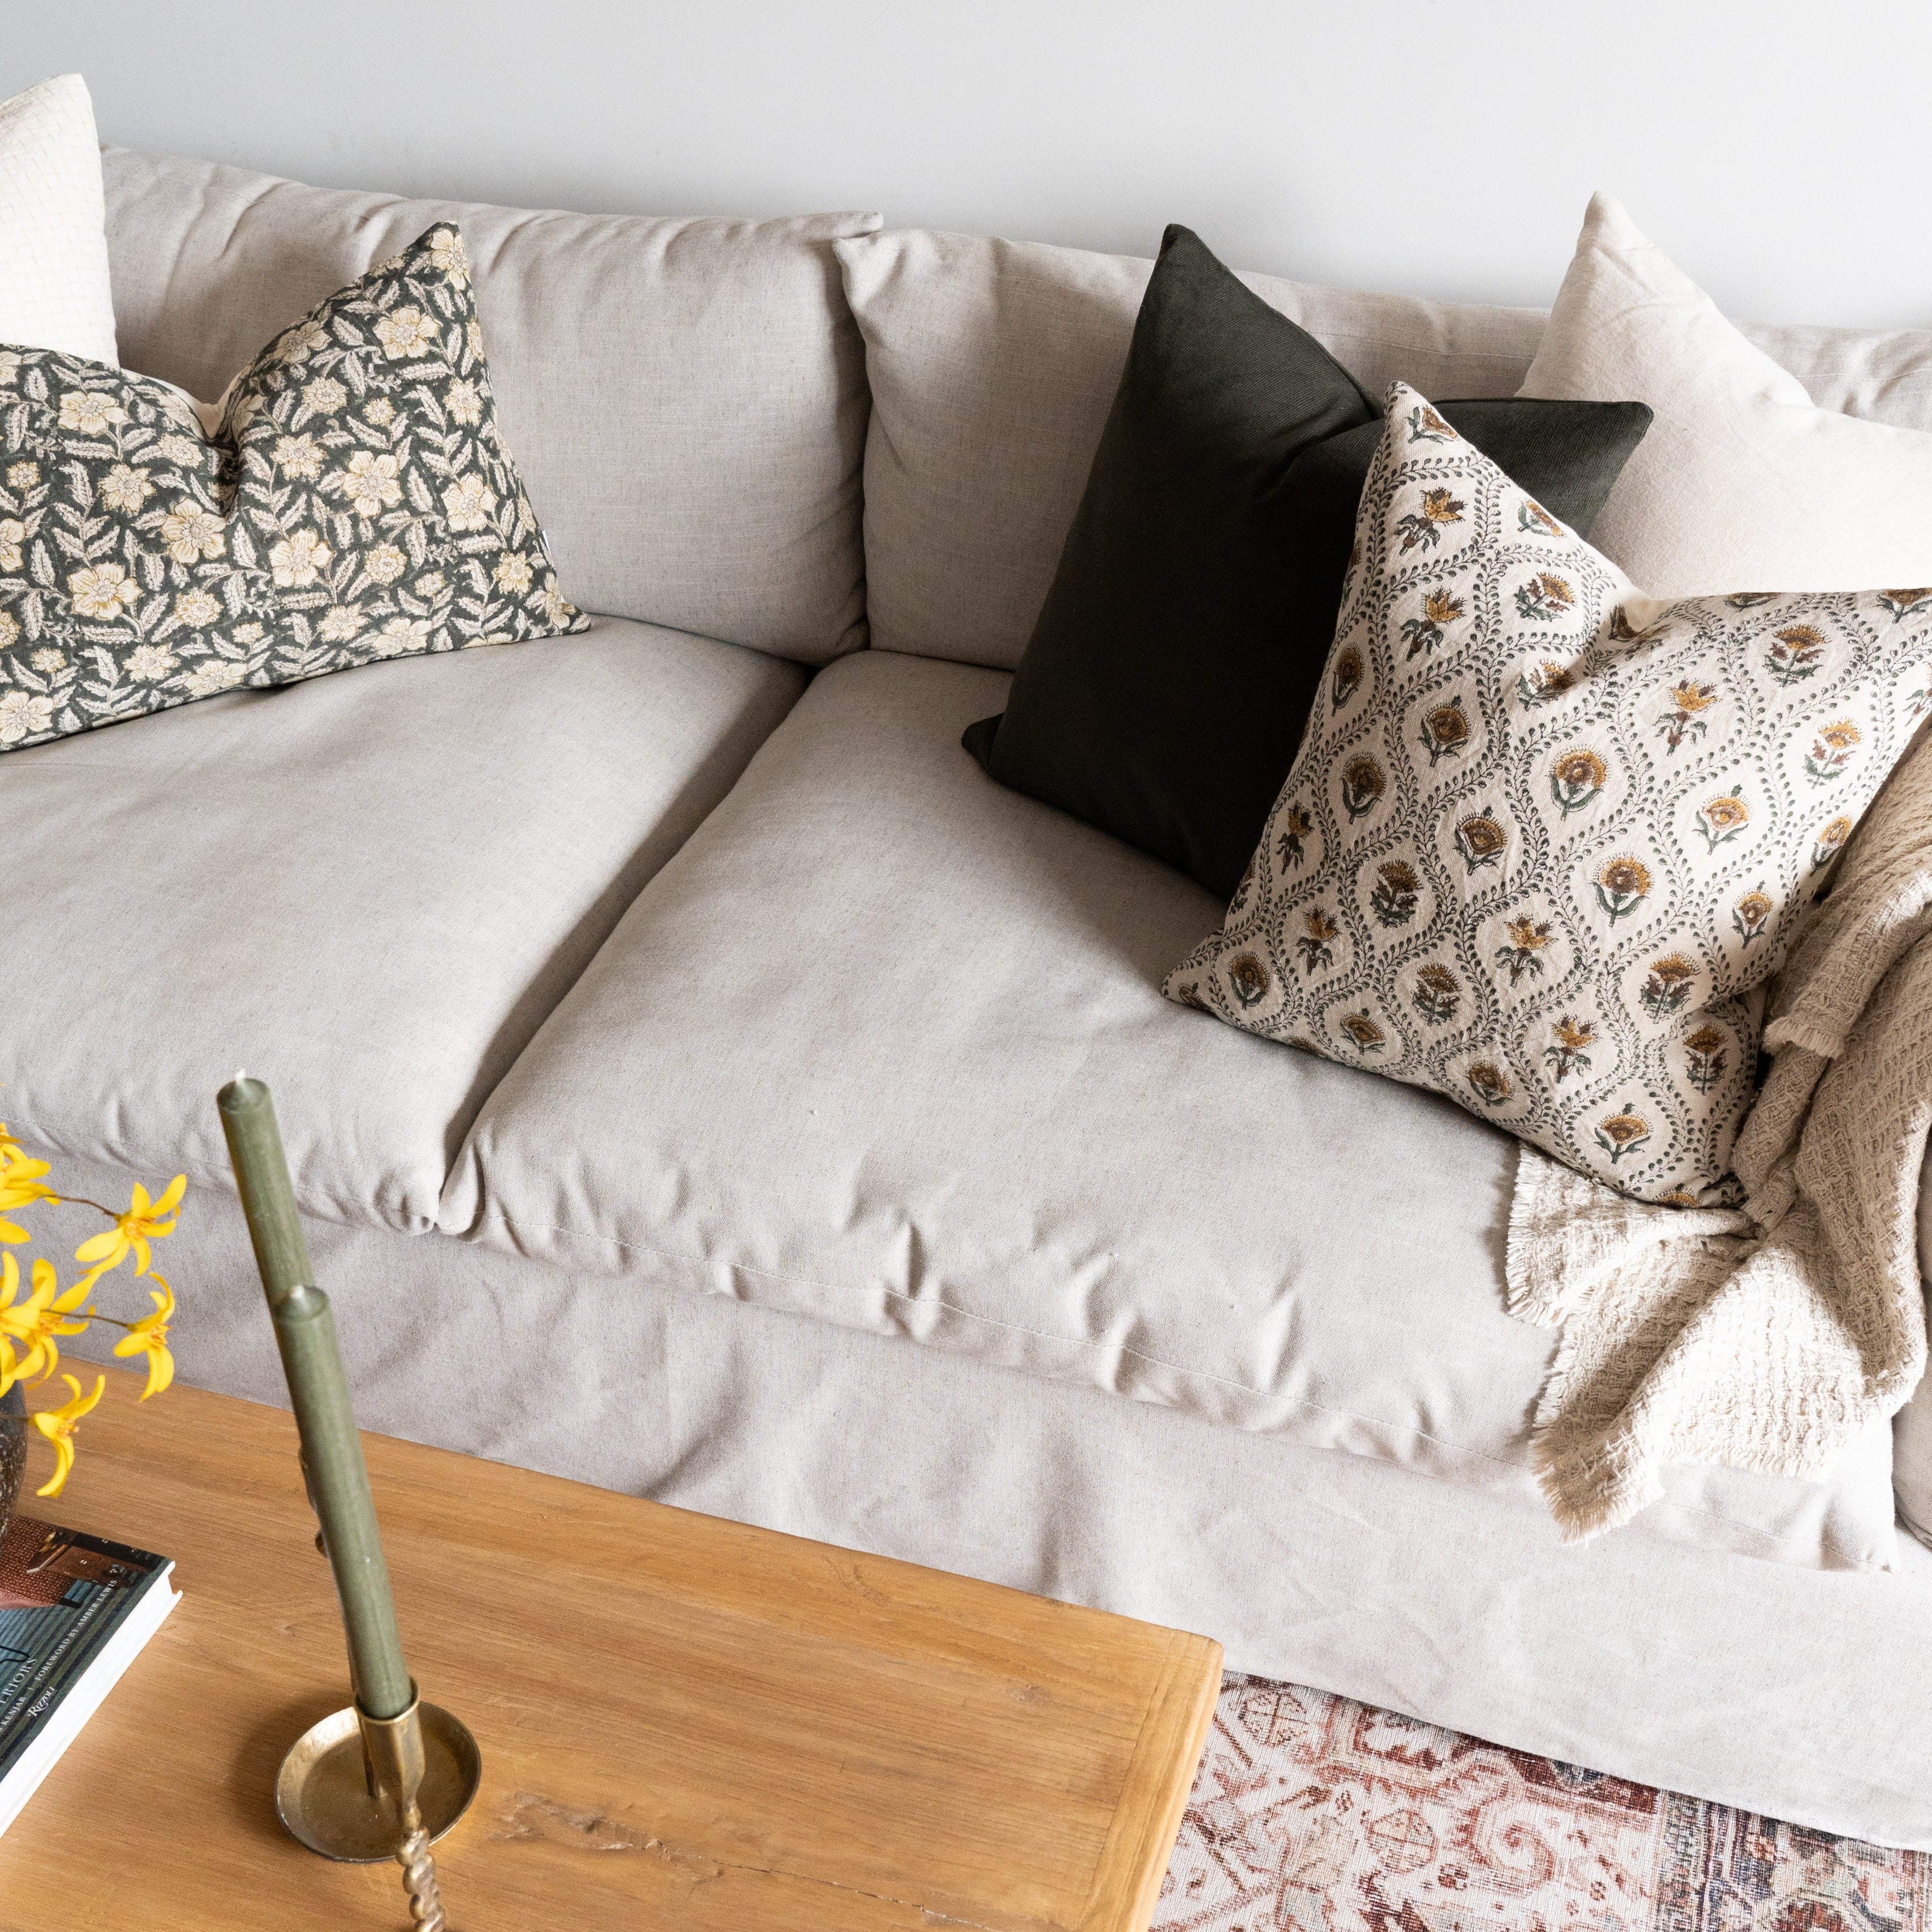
32,1373 -> 105,1499
112,1277 -> 175,1401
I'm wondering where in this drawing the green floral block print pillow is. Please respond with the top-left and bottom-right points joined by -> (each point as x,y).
1165,381 -> 1932,1204
0,224 -> 585,751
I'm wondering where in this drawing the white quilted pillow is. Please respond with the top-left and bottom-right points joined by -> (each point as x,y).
0,75 -> 116,367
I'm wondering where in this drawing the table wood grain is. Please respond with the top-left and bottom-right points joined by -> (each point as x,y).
0,1367 -> 1221,1931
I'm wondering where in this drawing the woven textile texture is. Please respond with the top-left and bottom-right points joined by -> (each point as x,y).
1506,713 -> 1932,1540
1156,1674 -> 1931,1932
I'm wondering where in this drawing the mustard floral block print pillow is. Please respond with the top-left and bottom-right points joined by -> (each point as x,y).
0,224 -> 585,751
1165,381 -> 1932,1202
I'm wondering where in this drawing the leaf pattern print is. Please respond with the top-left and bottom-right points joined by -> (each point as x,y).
0,225 -> 584,751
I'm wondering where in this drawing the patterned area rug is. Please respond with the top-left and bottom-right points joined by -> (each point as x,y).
1154,1675 -> 1928,1932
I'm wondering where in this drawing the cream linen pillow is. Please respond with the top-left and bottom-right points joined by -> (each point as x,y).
0,75 -> 117,367
1165,384 -> 1932,1204
1518,194 -> 1932,599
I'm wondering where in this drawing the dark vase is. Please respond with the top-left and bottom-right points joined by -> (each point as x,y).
0,1383 -> 25,1544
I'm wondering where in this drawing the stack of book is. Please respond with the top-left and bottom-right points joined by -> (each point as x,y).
0,1513 -> 177,1835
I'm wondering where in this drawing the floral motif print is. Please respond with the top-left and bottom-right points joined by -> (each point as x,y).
1163,381 -> 1932,1202
1683,1022 -> 1729,1094
1339,1010 -> 1386,1053
1406,403 -> 1454,443
1467,1062 -> 1512,1107
1811,816 -> 1853,872
1595,1106 -> 1652,1164
1766,624 -> 1825,684
1453,811 -> 1507,872
0,224 -> 584,753
1276,804 -> 1313,870
1640,954 -> 1696,1019
1804,718 -> 1861,784
1227,953 -> 1270,1008
1368,860 -> 1421,928
1412,963 -> 1461,1024
1656,680 -> 1717,752
1513,573 -> 1574,622
1732,887 -> 1773,945
1594,854 -> 1651,923
1340,754 -> 1385,822
1696,790 -> 1749,850
1495,915 -> 1553,987
1549,746 -> 1607,817
1400,591 -> 1464,660
1417,698 -> 1471,765
1394,487 -> 1465,554
1543,1016 -> 1596,1082
1515,660 -> 1573,705
1295,909 -> 1339,976
1517,500 -> 1561,537
1330,645 -> 1364,710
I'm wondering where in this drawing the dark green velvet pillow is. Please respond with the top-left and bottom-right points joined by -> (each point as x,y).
962,225 -> 1652,900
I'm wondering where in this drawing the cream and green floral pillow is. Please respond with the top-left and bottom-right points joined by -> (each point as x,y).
0,224 -> 585,752
1165,380 -> 1932,1202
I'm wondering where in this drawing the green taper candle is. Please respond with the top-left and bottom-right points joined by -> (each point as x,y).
217,1076 -> 314,1308
218,1078 -> 414,1721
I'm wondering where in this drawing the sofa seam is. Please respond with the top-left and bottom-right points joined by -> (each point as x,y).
489,1209 -> 1807,1556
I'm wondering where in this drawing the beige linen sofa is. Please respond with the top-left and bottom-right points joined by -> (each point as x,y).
13,146 -> 1932,1846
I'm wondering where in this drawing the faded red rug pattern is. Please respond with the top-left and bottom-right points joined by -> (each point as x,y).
1155,1675 -> 1929,1932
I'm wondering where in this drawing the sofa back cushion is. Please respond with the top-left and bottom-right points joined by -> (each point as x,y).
839,229 -> 1932,672
102,147 -> 879,662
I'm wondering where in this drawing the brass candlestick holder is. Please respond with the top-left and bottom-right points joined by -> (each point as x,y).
276,1688 -> 481,1867
219,1075 -> 482,1929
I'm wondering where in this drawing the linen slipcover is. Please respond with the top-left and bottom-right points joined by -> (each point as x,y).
100,147 -> 879,662
0,618 -> 804,1230
53,1144 -> 1929,1847
839,228 -> 1932,672
444,649 -> 1895,1569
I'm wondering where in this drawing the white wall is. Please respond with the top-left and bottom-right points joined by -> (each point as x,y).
10,1 -> 1929,328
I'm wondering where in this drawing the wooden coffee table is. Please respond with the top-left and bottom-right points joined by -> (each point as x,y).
2,1367 -> 1221,1929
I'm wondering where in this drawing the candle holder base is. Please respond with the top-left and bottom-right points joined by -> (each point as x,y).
275,1702 -> 481,1862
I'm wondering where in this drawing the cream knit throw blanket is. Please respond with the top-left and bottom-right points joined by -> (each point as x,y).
1506,729 -> 1932,1541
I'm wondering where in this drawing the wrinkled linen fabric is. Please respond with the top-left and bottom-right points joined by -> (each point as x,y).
444,648 -> 1896,1570
1508,724 -> 1932,1538
44,1145 -> 1932,1848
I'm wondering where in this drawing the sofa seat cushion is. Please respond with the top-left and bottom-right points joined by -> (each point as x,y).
445,649 -> 1895,1569
3,617 -> 805,1230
